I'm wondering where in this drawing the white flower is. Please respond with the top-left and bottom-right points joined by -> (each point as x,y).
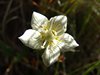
18,11 -> 79,66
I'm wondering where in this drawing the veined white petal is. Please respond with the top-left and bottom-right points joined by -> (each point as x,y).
61,33 -> 79,52
18,29 -> 43,49
31,12 -> 48,30
42,41 -> 60,66
18,29 -> 35,44
49,15 -> 67,35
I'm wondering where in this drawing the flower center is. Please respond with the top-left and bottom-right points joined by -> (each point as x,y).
41,30 -> 57,48
46,31 -> 54,40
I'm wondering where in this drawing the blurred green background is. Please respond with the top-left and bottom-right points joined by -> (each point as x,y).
0,0 -> 100,75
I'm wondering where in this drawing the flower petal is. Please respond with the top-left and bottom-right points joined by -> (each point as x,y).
49,15 -> 67,35
61,33 -> 79,52
31,12 -> 48,30
18,29 -> 43,49
42,40 -> 61,66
